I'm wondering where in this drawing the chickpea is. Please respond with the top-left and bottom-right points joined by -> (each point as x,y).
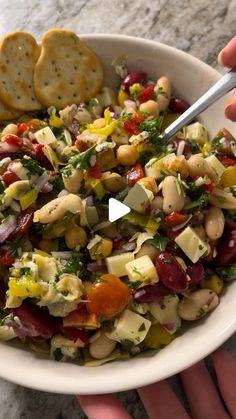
102,172 -> 125,193
187,155 -> 218,184
136,243 -> 159,263
201,273 -> 224,296
65,225 -> 87,249
39,239 -> 57,253
88,236 -> 113,260
92,118 -> 106,128
205,206 -> 225,240
162,175 -> 185,214
116,145 -> 139,166
154,76 -> 171,111
1,123 -> 18,136
139,100 -> 159,117
178,289 -> 219,321
137,177 -> 158,194
62,165 -> 84,194
89,334 -> 116,360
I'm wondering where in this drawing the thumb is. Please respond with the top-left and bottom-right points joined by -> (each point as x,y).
225,89 -> 236,121
218,36 -> 236,68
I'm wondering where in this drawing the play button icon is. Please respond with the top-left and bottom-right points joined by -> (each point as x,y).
108,198 -> 131,222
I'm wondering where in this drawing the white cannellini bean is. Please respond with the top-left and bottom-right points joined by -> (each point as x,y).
154,76 -> 171,111
162,175 -> 185,214
205,206 -> 225,240
209,188 -> 236,210
178,289 -> 219,321
34,194 -> 82,223
187,155 -> 218,184
89,334 -> 116,360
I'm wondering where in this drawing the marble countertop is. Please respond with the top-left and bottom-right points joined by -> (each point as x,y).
0,0 -> 235,417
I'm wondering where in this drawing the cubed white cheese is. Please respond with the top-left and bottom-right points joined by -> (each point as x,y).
106,252 -> 134,277
123,183 -> 154,213
34,126 -> 57,146
145,153 -> 175,180
125,255 -> 158,284
149,295 -> 181,335
107,309 -> 151,345
174,226 -> 208,263
205,155 -> 225,178
183,122 -> 208,145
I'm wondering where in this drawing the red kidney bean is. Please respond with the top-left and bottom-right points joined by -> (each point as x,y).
169,97 -> 190,113
216,230 -> 236,267
133,283 -> 170,303
13,302 -> 58,339
155,252 -> 189,293
121,71 -> 146,93
186,261 -> 205,287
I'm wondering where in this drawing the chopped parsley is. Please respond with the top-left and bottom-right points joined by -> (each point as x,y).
146,236 -> 170,252
163,257 -> 173,264
21,157 -> 44,176
128,280 -> 143,290
138,323 -> 146,332
132,267 -> 144,277
61,166 -> 72,178
69,144 -> 96,170
62,212 -> 74,224
140,116 -> 164,141
216,264 -> 236,281
95,275 -> 108,283
59,253 -> 85,277
184,193 -> 209,211
6,237 -> 26,255
51,175 -> 64,196
20,267 -> 31,276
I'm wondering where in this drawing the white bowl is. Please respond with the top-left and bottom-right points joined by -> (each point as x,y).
0,34 -> 236,395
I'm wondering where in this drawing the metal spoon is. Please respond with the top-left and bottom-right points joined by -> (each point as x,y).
158,67 -> 236,145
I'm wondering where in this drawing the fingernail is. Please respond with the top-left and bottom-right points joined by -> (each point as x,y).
218,50 -> 224,66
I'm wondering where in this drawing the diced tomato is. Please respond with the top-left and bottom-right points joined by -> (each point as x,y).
0,281 -> 6,308
13,301 -> 57,339
87,163 -> 102,179
5,135 -> 23,148
218,155 -> 236,167
164,212 -> 189,227
86,274 -> 132,318
203,182 -> 215,193
75,139 -> 90,152
17,121 -> 39,136
63,305 -> 100,329
2,170 -> 21,185
32,143 -> 45,161
123,113 -> 145,135
60,326 -> 89,345
126,163 -> 144,186
0,248 -> 15,266
139,86 -> 154,103
9,207 -> 35,240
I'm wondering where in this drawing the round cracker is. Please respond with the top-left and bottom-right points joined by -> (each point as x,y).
33,29 -> 104,108
0,100 -> 22,121
0,32 -> 43,111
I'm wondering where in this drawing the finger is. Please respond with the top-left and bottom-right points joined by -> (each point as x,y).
225,90 -> 236,121
77,394 -> 131,419
138,380 -> 190,419
218,36 -> 236,67
180,360 -> 230,419
213,349 -> 236,419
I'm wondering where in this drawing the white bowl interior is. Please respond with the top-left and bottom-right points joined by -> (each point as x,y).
0,34 -> 235,394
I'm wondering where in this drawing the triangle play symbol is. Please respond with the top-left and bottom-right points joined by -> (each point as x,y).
108,198 -> 131,222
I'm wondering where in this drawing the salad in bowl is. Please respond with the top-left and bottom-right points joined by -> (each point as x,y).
0,55 -> 236,368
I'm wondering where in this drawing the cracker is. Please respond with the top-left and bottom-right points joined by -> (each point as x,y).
0,32 -> 42,111
33,29 -> 104,108
0,100 -> 22,120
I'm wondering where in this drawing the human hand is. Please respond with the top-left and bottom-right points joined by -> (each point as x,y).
218,36 -> 236,121
77,349 -> 236,419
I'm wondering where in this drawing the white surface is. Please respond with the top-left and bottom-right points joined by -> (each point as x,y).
0,34 -> 235,395
108,198 -> 130,222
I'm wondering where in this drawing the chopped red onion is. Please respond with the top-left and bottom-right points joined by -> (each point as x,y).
0,215 -> 17,243
34,172 -> 51,191
86,195 -> 94,206
41,183 -> 53,193
87,261 -> 106,272
162,322 -> 176,331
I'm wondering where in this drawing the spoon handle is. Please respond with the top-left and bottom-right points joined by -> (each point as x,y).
159,67 -> 236,145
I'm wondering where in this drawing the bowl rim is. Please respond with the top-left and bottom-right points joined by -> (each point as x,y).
0,33 -> 235,395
